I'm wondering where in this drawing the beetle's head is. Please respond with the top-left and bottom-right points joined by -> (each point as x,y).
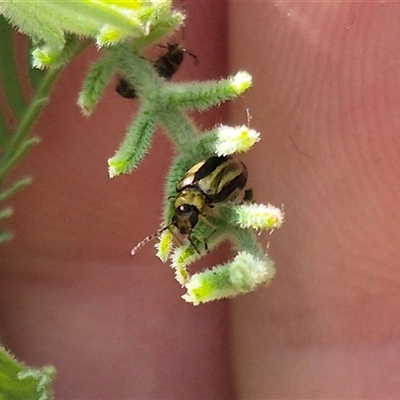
172,204 -> 199,235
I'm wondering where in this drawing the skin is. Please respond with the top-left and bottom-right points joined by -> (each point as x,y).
1,1 -> 400,399
230,2 -> 400,399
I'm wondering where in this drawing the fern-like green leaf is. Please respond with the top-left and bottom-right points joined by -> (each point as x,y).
0,176 -> 32,202
0,230 -> 13,243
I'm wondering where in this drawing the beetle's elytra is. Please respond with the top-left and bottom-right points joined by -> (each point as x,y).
172,155 -> 247,235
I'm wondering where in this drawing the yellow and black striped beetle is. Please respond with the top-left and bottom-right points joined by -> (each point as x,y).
131,155 -> 248,255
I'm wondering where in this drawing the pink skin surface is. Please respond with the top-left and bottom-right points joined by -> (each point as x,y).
1,1 -> 400,399
230,2 -> 400,399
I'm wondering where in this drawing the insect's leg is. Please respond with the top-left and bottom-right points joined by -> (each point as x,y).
198,216 -> 217,252
243,188 -> 254,202
188,235 -> 201,254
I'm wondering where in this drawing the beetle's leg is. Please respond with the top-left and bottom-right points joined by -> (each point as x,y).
188,235 -> 201,254
198,215 -> 217,253
203,228 -> 216,252
243,188 -> 254,202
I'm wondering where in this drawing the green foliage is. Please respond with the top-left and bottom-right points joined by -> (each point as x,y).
0,15 -> 40,243
77,53 -> 115,115
0,0 -> 284,308
0,346 -> 55,400
84,43 -> 283,303
0,15 -> 87,244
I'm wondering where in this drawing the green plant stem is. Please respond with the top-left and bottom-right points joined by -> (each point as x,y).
0,39 -> 89,178
0,15 -> 26,120
6,68 -> 58,156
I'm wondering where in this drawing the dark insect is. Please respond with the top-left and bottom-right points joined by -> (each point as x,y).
116,43 -> 197,99
131,155 -> 248,255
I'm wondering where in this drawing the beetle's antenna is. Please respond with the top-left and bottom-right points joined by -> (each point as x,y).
246,108 -> 252,127
131,225 -> 171,255
181,47 -> 198,64
157,43 -> 198,64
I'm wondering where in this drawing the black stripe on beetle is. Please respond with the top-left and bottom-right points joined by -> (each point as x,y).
131,155 -> 248,255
